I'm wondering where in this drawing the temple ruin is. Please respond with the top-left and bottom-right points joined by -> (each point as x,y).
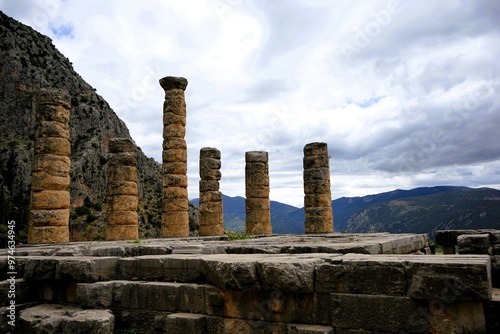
159,76 -> 190,237
199,147 -> 224,236
303,142 -> 334,233
105,138 -> 139,241
28,88 -> 72,244
245,151 -> 272,235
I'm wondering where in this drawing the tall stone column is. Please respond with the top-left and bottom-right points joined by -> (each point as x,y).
303,142 -> 334,233
105,138 -> 138,240
199,147 -> 224,236
245,151 -> 272,235
159,76 -> 189,237
29,88 -> 71,243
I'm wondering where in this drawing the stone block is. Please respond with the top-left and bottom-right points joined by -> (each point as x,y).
163,123 -> 187,137
199,179 -> 219,192
257,257 -> 318,293
304,193 -> 332,207
55,257 -> 119,282
484,289 -> 500,334
200,147 -> 221,159
31,171 -> 70,191
245,151 -> 268,163
160,76 -> 188,91
113,281 -> 183,311
162,149 -> 187,163
162,162 -> 187,175
457,233 -> 491,254
162,197 -> 189,211
29,208 -> 69,227
303,180 -> 331,195
77,281 -> 115,308
105,224 -> 138,241
246,197 -> 270,211
32,154 -> 70,175
163,174 -> 188,188
34,137 -> 71,156
35,120 -> 70,138
315,256 -> 406,296
288,324 -> 334,334
163,186 -> 188,199
199,222 -> 224,236
304,142 -> 328,157
199,201 -> 223,213
201,255 -> 261,290
404,255 -> 492,301
163,137 -> 187,150
30,190 -> 70,210
107,165 -> 137,182
303,155 -> 330,169
36,103 -> 70,123
118,255 -> 201,282
199,212 -> 224,225
105,195 -> 138,211
17,304 -> 114,334
106,181 -> 138,196
492,255 -> 500,288
245,187 -> 270,198
164,313 -> 206,334
246,171 -> 270,188
28,225 -> 69,243
108,151 -> 137,166
303,167 -> 332,181
200,191 -> 223,203
105,211 -> 138,226
109,138 -> 136,153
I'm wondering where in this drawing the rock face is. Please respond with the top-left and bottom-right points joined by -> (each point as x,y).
160,76 -> 189,237
0,11 -> 199,244
199,147 -> 224,236
303,143 -> 334,233
105,138 -> 138,240
245,151 -> 272,235
28,88 -> 71,243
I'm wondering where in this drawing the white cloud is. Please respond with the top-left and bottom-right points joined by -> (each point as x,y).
1,0 -> 500,206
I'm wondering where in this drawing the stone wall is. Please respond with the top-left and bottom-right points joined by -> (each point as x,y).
28,88 -> 71,244
2,232 -> 499,333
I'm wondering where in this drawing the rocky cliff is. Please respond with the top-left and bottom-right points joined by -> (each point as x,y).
0,11 -> 198,245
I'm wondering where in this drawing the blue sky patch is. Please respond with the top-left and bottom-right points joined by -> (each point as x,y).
50,23 -> 74,39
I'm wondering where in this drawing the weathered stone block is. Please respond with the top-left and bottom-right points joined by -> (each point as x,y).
106,181 -> 138,196
29,209 -> 70,227
109,137 -> 136,153
246,197 -> 270,211
201,255 -> 261,290
162,197 -> 189,211
107,165 -> 137,182
35,120 -> 70,138
258,257 -> 318,293
304,207 -> 333,234
118,255 -> 201,282
30,190 -> 70,210
36,87 -> 71,109
31,171 -> 70,191
199,201 -> 223,213
315,256 -> 406,296
162,222 -> 190,237
163,123 -> 187,137
163,136 -> 187,150
289,324 -> 334,334
199,168 -> 222,180
163,186 -> 188,200
28,225 -> 69,244
105,195 -> 138,212
55,257 -> 119,282
108,152 -> 137,166
303,167 -> 330,181
163,113 -> 187,127
304,193 -> 332,207
304,142 -> 329,157
200,191 -> 223,203
458,233 -> 491,254
303,180 -> 331,195
245,187 -> 270,198
162,174 -> 188,188
245,151 -> 268,163
160,76 -> 188,91
77,281 -> 115,308
163,313 -> 206,334
105,211 -> 138,226
162,149 -> 187,163
491,255 -> 500,288
303,155 -> 330,169
199,179 -> 219,192
34,137 -> 71,156
163,161 -> 188,174
200,147 -> 221,159
199,222 -> 224,236
405,255 -> 492,301
105,224 -> 138,241
32,154 -> 70,175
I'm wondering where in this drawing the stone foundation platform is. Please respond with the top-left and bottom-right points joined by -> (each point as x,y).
1,233 -> 498,333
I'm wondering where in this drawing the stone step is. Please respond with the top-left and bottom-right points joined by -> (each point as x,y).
0,279 -> 35,306
15,304 -> 114,334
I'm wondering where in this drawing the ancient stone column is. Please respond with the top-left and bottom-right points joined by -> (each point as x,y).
160,76 -> 189,237
105,138 -> 138,240
245,151 -> 272,234
199,147 -> 224,236
29,88 -> 71,243
303,142 -> 334,233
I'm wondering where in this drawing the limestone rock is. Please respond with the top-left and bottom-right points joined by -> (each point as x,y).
245,151 -> 272,234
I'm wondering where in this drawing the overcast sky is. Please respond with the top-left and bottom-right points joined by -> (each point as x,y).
1,0 -> 499,207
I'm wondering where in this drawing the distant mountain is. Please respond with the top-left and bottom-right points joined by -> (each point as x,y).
344,187 -> 500,237
192,186 -> 500,236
